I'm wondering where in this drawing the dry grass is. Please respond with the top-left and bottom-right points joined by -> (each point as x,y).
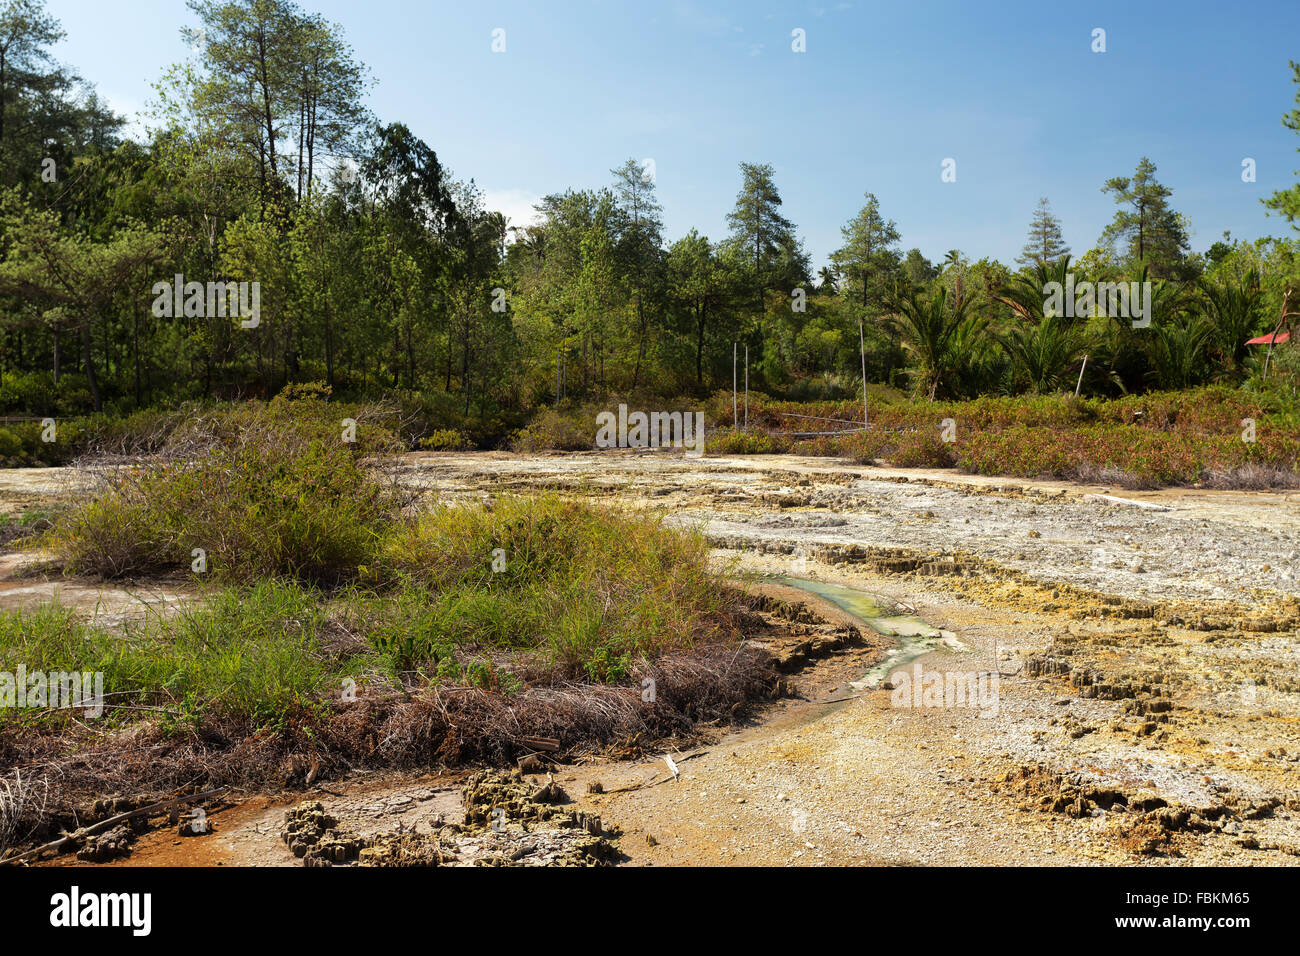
0,769 -> 51,857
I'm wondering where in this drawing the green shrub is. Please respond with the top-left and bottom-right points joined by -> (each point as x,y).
418,428 -> 472,451
891,430 -> 959,468
706,428 -> 789,455
46,391 -> 401,583
510,407 -> 594,451
377,495 -> 735,681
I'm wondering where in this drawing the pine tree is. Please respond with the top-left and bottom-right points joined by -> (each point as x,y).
1100,158 -> 1190,278
725,161 -> 800,318
831,191 -> 901,311
1016,197 -> 1069,268
1263,61 -> 1300,230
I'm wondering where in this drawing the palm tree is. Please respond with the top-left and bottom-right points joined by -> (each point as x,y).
888,284 -> 986,399
1197,270 -> 1262,374
992,255 -> 1073,323
1094,263 -> 1185,394
942,249 -> 966,308
996,313 -> 1090,393
1148,314 -> 1215,389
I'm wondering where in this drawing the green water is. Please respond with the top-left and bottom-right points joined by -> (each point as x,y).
775,576 -> 957,690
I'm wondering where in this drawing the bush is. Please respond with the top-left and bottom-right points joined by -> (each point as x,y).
511,407 -> 594,452
45,390 -> 402,583
418,428 -> 472,451
377,495 -> 735,682
706,428 -> 789,455
891,430 -> 959,468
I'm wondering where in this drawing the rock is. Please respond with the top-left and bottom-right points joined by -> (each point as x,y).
77,825 -> 134,862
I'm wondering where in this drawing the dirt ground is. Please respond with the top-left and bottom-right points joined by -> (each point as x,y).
4,450 -> 1298,866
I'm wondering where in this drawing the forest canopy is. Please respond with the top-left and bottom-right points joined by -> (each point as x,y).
0,0 -> 1298,439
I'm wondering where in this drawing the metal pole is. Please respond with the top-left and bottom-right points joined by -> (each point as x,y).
744,345 -> 749,429
859,318 -> 868,429
1074,354 -> 1088,397
732,343 -> 738,428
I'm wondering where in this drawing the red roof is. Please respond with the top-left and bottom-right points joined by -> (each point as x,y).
1246,331 -> 1290,345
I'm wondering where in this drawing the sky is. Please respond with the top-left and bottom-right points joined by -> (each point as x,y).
44,0 -> 1300,270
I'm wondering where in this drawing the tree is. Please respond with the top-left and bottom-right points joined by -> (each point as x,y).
1264,61 -> 1300,230
831,191 -> 900,311
363,121 -> 458,236
1016,197 -> 1069,268
997,314 -> 1088,394
725,161 -> 800,336
445,180 -> 505,414
0,0 -> 62,164
1094,263 -> 1186,394
666,229 -> 734,386
611,158 -> 664,389
180,0 -> 366,207
887,284 -> 985,400
289,12 -> 368,201
993,256 -> 1074,324
1197,270 -> 1263,374
1100,158 -> 1190,278
0,190 -> 163,409
181,0 -> 299,203
901,248 -> 937,287
1148,314 -> 1214,389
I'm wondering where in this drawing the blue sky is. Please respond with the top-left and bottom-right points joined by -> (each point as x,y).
46,0 -> 1300,269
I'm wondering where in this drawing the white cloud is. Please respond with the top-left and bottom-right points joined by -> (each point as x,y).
99,89 -> 149,141
483,187 -> 544,235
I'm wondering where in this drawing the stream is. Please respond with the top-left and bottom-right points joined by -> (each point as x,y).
775,576 -> 964,690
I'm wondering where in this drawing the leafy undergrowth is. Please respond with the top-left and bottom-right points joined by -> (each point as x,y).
0,382 -> 408,467
373,496 -> 733,682
0,555 -> 771,837
42,387 -> 405,582
4,414 -> 772,833
708,386 -> 1300,488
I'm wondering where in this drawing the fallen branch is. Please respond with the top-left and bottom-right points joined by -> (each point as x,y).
602,751 -> 709,793
0,786 -> 228,866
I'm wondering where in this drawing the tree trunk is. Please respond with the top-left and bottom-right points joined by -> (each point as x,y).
695,302 -> 706,386
324,302 -> 334,387
80,321 -> 102,411
133,312 -> 142,406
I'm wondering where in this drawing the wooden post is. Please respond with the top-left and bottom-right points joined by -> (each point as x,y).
1263,289 -> 1297,380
